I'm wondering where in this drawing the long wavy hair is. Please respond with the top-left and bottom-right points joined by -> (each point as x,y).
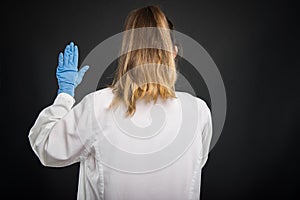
108,5 -> 178,117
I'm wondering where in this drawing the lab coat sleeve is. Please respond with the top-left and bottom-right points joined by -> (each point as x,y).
28,92 -> 96,167
200,102 -> 213,168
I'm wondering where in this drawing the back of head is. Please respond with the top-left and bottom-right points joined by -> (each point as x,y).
108,5 -> 177,117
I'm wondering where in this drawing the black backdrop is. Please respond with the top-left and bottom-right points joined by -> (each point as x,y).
2,0 -> 299,199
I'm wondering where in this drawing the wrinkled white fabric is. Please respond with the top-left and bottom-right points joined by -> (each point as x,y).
29,87 -> 212,200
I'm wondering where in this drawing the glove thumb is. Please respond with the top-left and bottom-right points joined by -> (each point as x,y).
75,65 -> 90,87
79,65 -> 90,75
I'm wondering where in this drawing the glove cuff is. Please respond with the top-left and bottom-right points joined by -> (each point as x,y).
57,85 -> 75,97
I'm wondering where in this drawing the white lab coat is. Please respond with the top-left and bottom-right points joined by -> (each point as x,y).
28,87 -> 212,200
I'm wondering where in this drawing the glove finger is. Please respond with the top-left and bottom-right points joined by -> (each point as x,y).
70,41 -> 74,52
69,42 -> 74,65
58,52 -> 63,68
74,45 -> 79,67
64,45 -> 70,67
79,65 -> 90,74
78,65 -> 90,79
75,65 -> 90,86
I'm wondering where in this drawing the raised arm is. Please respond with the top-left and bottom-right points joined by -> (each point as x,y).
28,42 -> 93,167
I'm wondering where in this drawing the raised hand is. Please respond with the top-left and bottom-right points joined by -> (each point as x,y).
56,42 -> 89,97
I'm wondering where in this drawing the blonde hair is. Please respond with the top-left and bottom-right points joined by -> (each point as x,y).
108,5 -> 178,117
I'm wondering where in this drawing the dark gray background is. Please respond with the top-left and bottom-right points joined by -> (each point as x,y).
2,0 -> 299,199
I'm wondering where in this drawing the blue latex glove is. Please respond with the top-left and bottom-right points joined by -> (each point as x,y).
56,42 -> 89,97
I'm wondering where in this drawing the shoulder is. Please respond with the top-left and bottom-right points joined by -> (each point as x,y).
76,87 -> 113,107
83,87 -> 114,101
175,90 -> 211,121
91,87 -> 114,98
87,87 -> 114,108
